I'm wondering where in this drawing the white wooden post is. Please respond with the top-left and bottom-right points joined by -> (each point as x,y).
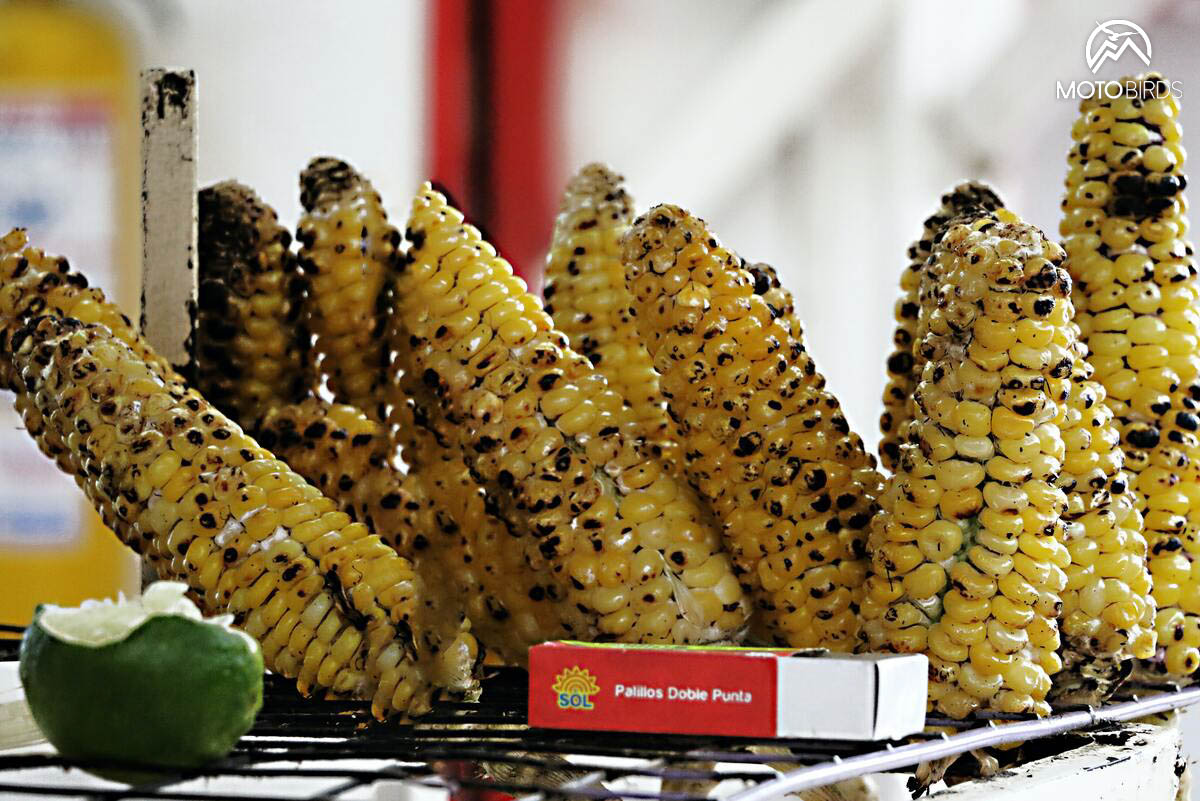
139,68 -> 198,372
139,69 -> 197,592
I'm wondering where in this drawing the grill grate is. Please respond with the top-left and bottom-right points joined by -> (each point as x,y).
2,636 -> 1198,800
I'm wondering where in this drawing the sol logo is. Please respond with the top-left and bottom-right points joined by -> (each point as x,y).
552,666 -> 600,710
1086,20 -> 1151,74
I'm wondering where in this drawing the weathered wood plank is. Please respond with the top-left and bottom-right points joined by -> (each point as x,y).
139,68 -> 197,370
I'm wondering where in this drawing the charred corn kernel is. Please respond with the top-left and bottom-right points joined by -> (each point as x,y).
393,184 -> 751,646
863,210 -> 1077,718
257,396 -> 582,664
1061,74 -> 1200,681
7,312 -> 477,719
195,181 -> 313,429
622,203 -> 882,650
879,183 -> 1005,472
544,164 -> 676,467
296,157 -> 397,421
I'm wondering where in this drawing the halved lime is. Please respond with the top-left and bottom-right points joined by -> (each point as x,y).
19,582 -> 263,779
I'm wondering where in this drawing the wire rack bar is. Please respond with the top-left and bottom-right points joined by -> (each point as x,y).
729,685 -> 1200,801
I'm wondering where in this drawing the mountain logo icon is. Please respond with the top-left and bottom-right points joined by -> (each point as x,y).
1086,20 -> 1152,75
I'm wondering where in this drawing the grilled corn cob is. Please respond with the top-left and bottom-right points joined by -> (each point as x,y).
621,204 -> 883,650
297,157 -> 397,421
0,228 -> 184,534
879,183 -> 1005,473
544,164 -> 676,466
861,209 -> 1076,718
196,181 -> 313,429
369,181 -> 588,658
392,183 -> 750,644
5,313 -> 477,719
1060,73 -> 1200,679
258,397 -> 580,662
1053,328 -> 1157,702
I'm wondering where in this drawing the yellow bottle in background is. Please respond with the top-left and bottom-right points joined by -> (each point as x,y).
0,0 -> 141,629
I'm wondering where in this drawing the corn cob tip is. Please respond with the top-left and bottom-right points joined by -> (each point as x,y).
200,179 -> 286,229
937,182 -> 1003,219
1080,74 -> 1185,220
198,182 -> 293,260
196,180 -> 313,428
621,204 -> 712,282
300,156 -> 367,212
921,183 -> 1007,256
878,181 -> 1008,473
560,163 -> 631,209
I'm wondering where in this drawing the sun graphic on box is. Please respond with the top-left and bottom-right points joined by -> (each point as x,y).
552,666 -> 600,710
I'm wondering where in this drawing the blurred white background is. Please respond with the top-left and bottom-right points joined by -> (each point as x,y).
6,0 -> 1200,792
126,0 -> 1200,456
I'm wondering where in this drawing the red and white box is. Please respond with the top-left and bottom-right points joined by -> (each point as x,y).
528,641 -> 928,741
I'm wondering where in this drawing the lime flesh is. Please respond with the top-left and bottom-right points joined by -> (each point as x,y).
20,595 -> 263,778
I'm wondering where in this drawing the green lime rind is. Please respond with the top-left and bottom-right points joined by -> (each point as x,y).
19,612 -> 263,776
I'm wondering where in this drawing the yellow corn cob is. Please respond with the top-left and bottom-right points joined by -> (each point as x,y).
297,157 -> 397,422
861,209 -> 1077,718
0,228 -> 184,532
1060,73 -> 1200,679
621,204 -> 883,650
544,164 -> 676,466
1053,334 -> 1157,703
393,183 -> 750,644
196,181 -> 313,428
5,314 -> 477,720
368,179 -> 588,657
258,397 -> 582,662
879,183 -> 1005,473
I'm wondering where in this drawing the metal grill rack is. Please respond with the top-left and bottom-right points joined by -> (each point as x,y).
3,634 -> 1200,801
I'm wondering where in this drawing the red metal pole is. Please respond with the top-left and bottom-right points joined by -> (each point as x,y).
428,0 -> 561,294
